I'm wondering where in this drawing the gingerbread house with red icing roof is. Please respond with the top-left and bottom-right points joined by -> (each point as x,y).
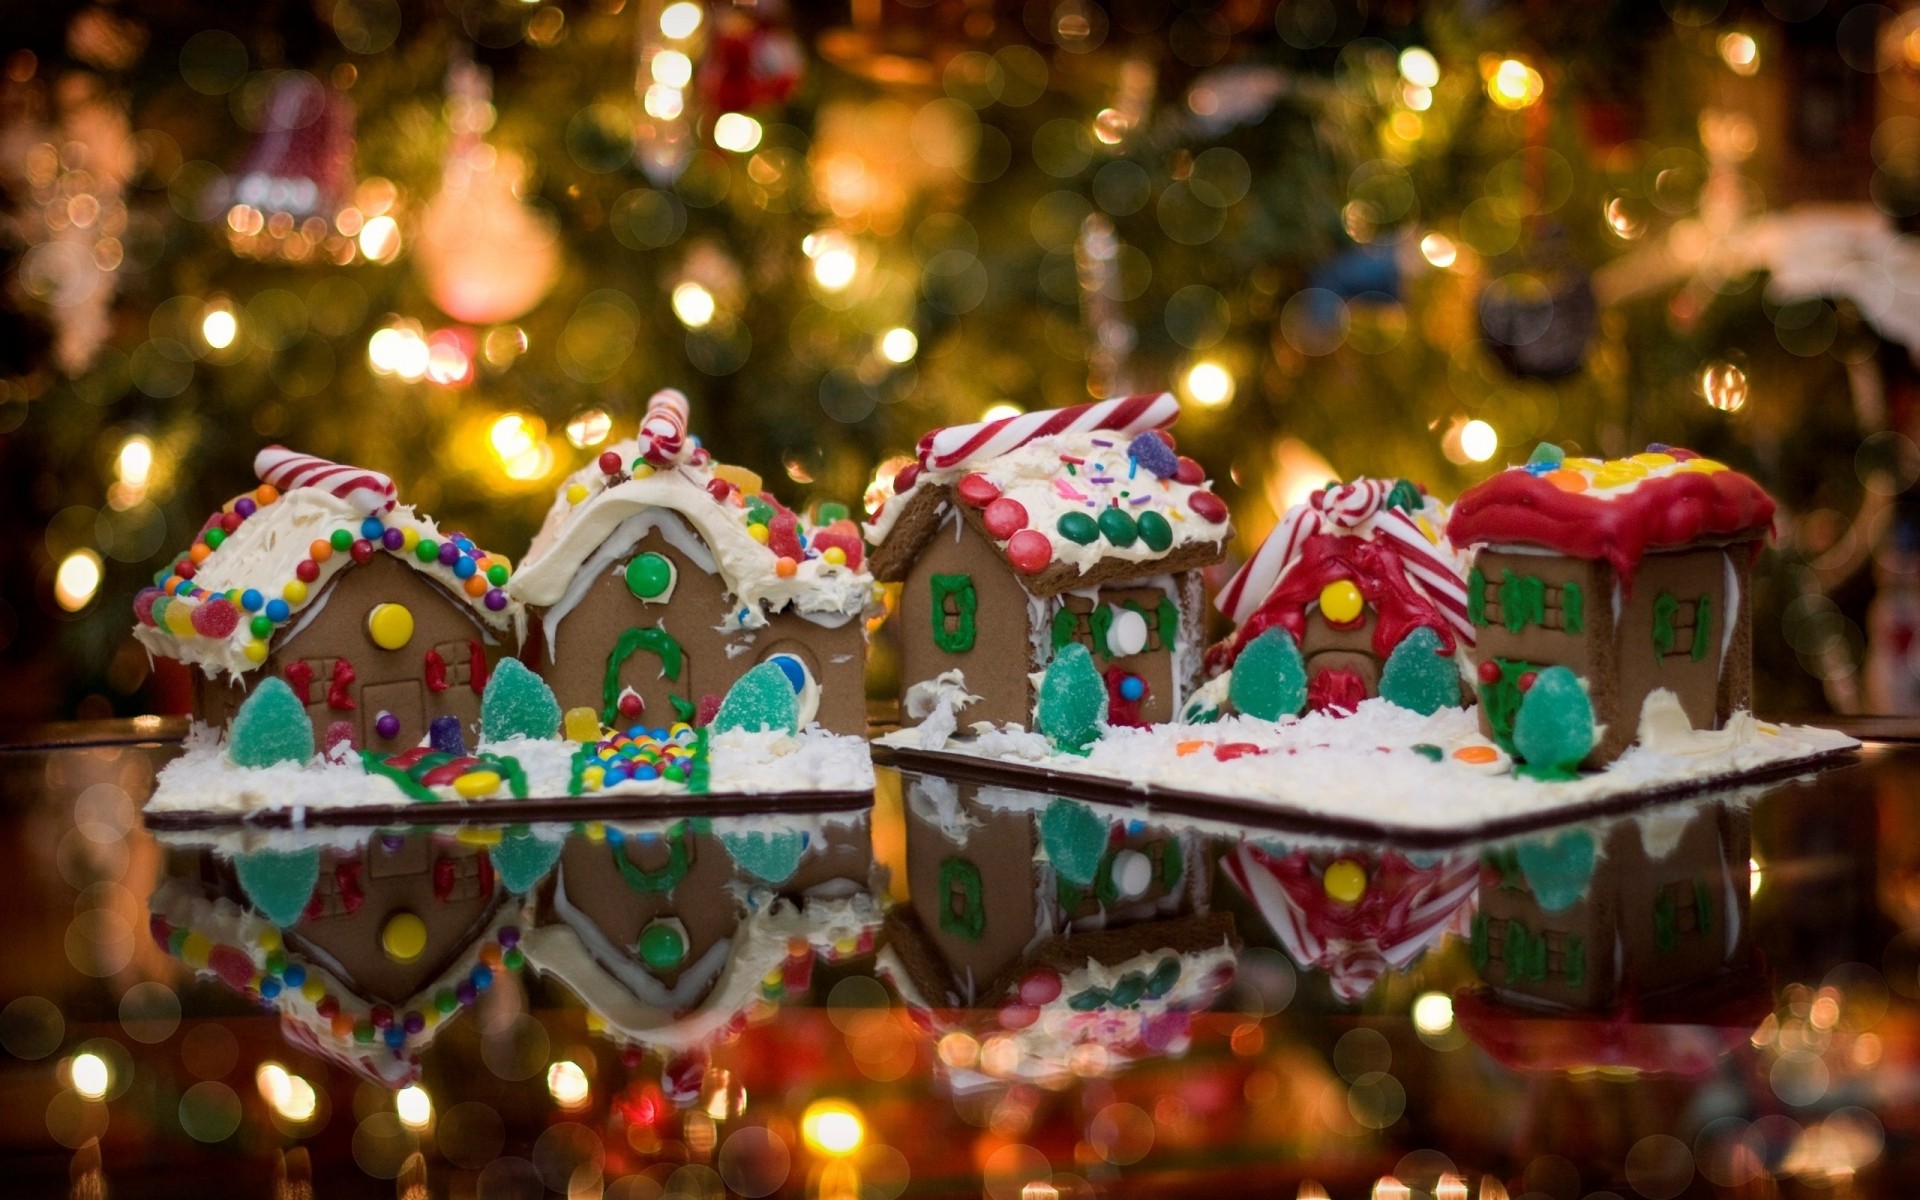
131,448 -> 516,754
865,395 -> 1231,731
1447,445 -> 1776,767
1208,477 -> 1474,714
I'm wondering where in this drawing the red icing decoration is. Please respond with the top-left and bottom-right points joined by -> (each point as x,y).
350,538 -> 375,564
1188,491 -> 1228,524
295,559 -> 321,583
893,462 -> 921,493
705,477 -> 735,503
811,520 -> 865,570
768,511 -> 805,560
1518,671 -> 1538,692
1006,529 -> 1053,574
191,597 -> 240,637
421,757 -> 479,786
468,640 -> 489,695
433,855 -> 456,901
1213,742 -> 1267,761
424,649 -> 450,694
475,850 -> 495,897
285,661 -> 315,704
1446,456 -> 1775,590
1150,428 -> 1177,451
335,861 -> 364,913
982,497 -> 1029,540
1209,532 -> 1456,674
956,473 -> 1000,506
327,658 -> 356,710
1174,456 -> 1205,485
1307,667 -> 1368,715
1103,666 -> 1148,728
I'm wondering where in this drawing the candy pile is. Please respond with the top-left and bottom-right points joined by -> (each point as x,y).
364,746 -> 529,801
574,722 -> 709,792
1517,441 -> 1730,494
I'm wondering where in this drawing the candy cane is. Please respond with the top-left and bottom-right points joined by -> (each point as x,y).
1217,480 -> 1384,622
918,393 -> 1179,472
254,446 -> 397,514
1373,506 -> 1475,645
637,389 -> 690,466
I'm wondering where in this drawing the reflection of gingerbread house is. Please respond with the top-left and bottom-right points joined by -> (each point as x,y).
1210,478 -> 1473,713
132,448 -> 516,753
517,814 -> 883,1098
1222,842 -> 1478,1002
151,829 -> 523,1087
866,395 -> 1230,730
1471,800 -> 1752,1011
510,399 -> 873,734
1448,447 -> 1775,766
878,776 -> 1238,1088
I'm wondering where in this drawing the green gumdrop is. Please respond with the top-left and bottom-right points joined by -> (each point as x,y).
1056,512 -> 1099,545
1527,441 -> 1565,468
480,657 -> 563,742
721,829 -> 808,883
625,552 -> 675,600
229,677 -> 315,768
1378,626 -> 1460,716
1515,829 -> 1598,913
1137,510 -> 1173,551
492,828 -> 565,893
234,849 -> 321,926
816,501 -> 850,523
714,660 -> 800,734
1034,642 -> 1108,755
637,922 -> 687,970
1512,665 -> 1596,780
1041,798 -> 1108,887
1096,507 -> 1137,547
1227,628 -> 1307,721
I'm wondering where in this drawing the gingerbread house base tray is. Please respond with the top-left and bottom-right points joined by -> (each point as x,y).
873,699 -> 1859,847
142,726 -> 875,828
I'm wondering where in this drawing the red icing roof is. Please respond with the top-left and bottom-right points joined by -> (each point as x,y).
1446,455 -> 1774,585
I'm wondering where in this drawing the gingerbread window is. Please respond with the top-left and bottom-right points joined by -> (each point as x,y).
928,574 -> 977,654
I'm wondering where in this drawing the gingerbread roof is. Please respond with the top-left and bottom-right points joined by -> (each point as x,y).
131,447 -> 516,680
864,395 -> 1231,597
1446,445 -> 1775,586
510,438 -> 873,630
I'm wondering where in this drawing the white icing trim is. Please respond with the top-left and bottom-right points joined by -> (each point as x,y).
1720,551 -> 1740,670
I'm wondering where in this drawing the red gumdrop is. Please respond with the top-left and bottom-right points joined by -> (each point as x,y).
325,720 -> 356,752
1477,659 -> 1503,684
133,588 -> 163,626
1017,969 -> 1062,1005
1188,491 -> 1228,523
999,1004 -> 1039,1030
598,450 -> 623,475
190,597 -> 241,638
893,462 -> 921,493
208,944 -> 257,990
982,497 -> 1029,540
694,693 -> 723,727
810,520 -> 865,570
1174,456 -> 1206,485
767,511 -> 805,560
1006,529 -> 1053,574
1518,671 -> 1538,693
956,472 -> 1000,507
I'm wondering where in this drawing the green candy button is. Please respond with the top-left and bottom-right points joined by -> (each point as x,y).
1097,507 -> 1138,547
1057,512 -> 1099,544
625,552 -> 674,600
637,921 -> 687,970
1136,510 -> 1172,551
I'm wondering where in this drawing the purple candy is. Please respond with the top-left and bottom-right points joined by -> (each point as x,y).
1128,431 -> 1180,479
430,714 -> 466,756
455,980 -> 477,1005
497,926 -> 519,948
403,1010 -> 425,1034
437,541 -> 459,565
484,588 -> 508,611
380,833 -> 405,852
234,497 -> 257,517
375,711 -> 401,739
381,528 -> 405,551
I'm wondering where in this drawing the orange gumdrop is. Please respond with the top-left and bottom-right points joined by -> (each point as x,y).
1454,745 -> 1499,764
1545,469 -> 1588,493
255,484 -> 280,505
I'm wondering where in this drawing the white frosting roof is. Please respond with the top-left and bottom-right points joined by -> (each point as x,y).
511,440 -> 874,628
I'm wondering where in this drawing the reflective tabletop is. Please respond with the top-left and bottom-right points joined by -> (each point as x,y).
1,723 -> 1912,1198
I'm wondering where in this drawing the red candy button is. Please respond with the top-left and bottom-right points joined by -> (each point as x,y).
1188,490 -> 1228,523
1477,659 -> 1503,684
1006,529 -> 1053,574
893,462 -> 921,493
982,497 -> 1029,540
1174,456 -> 1206,485
956,472 -> 1000,507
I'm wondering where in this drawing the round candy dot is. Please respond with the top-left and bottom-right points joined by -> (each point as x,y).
346,538 -> 372,565
1318,579 -> 1365,625
380,528 -> 404,551
503,948 -> 524,970
470,965 -> 493,991
454,770 -> 502,798
1477,659 -> 1503,684
437,541 -> 460,566
1545,469 -> 1588,493
1518,671 -> 1538,693
255,484 -> 279,505
360,517 -> 384,539
498,926 -> 519,949
1323,859 -> 1368,905
1119,674 -> 1146,701
485,588 -> 508,611
295,559 -> 320,583
1006,529 -> 1053,574
415,539 -> 439,564
566,483 -> 588,504
175,560 -> 196,580
403,1011 -> 425,1034
283,965 -> 306,988
367,603 -> 415,650
618,693 -> 645,719
220,512 -> 243,534
1056,512 -> 1099,545
638,922 -> 688,970
956,473 -> 1001,507
487,564 -> 509,585
823,546 -> 847,566
464,574 -> 489,597
240,588 -> 264,612
1188,490 -> 1228,523
203,530 -> 225,551
1096,507 -> 1138,547
775,556 -> 797,577
455,981 -> 477,1005
190,542 -> 213,563
747,522 -> 770,544
1137,510 -> 1173,551
329,528 -> 353,552
308,539 -> 333,563
599,450 -> 623,475
250,615 -> 274,639
982,498 -> 1029,540
235,497 -> 258,518
454,556 -> 477,579
1018,969 -> 1062,1005
375,711 -> 401,739
382,912 -> 428,962
282,580 -> 308,605
383,1025 -> 406,1048
435,989 -> 459,1014
625,552 -> 674,600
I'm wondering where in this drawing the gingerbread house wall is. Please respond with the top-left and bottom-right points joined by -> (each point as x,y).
546,828 -> 744,993
896,518 -> 1038,729
1051,583 -> 1187,724
194,554 -> 501,753
524,516 -> 868,735
901,788 -> 1041,1003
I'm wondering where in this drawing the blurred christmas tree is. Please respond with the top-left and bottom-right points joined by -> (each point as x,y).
3,0 -> 1918,719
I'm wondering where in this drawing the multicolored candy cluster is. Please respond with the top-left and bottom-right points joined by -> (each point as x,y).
577,722 -> 707,791
1518,441 -> 1730,495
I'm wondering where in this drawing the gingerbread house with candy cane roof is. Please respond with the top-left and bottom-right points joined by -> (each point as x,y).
1208,477 -> 1474,715
132,448 -> 517,754
509,391 -> 874,736
866,395 -> 1231,732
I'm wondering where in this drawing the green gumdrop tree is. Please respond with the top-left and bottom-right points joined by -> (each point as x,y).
1512,666 -> 1597,780
480,657 -> 564,742
228,676 -> 315,768
1378,626 -> 1462,716
1227,627 -> 1307,721
1040,798 -> 1108,886
234,849 -> 321,927
713,660 -> 800,734
1035,642 -> 1108,755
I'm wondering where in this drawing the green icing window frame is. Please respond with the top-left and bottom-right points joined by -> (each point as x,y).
1472,567 -> 1584,636
929,574 -> 977,654
1468,912 -> 1586,986
1499,570 -> 1546,634
1652,592 -> 1714,664
1050,594 -> 1182,660
601,624 -> 693,725
937,856 -> 986,939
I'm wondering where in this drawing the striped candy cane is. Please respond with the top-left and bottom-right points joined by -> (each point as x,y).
917,392 -> 1179,472
1372,506 -> 1475,645
637,389 -> 690,466
253,446 -> 397,514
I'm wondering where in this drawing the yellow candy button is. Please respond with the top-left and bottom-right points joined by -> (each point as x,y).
367,603 -> 414,650
453,770 -> 501,799
283,579 -> 308,605
1630,452 -> 1676,468
181,932 -> 212,968
1683,458 -> 1728,474
1323,859 -> 1368,905
1319,579 -> 1365,624
566,483 -> 588,505
714,464 -> 763,495
244,639 -> 269,663
381,912 -> 428,963
456,826 -> 503,845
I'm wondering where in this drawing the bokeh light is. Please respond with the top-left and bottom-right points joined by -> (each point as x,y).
671,281 -> 717,329
1461,419 -> 1499,463
1184,360 -> 1235,408
714,113 -> 764,154
1487,58 -> 1544,109
199,304 -> 237,350
546,1060 -> 590,1109
55,550 -> 103,612
800,1100 -> 864,1156
396,1085 -> 432,1129
879,327 -> 918,363
69,1052 -> 109,1100
660,1 -> 702,39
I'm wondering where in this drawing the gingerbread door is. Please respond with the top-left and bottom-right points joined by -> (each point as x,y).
362,679 -> 425,752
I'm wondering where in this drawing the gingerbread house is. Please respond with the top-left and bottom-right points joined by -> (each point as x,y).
150,828 -> 524,1087
866,395 -> 1231,731
1471,799 -> 1753,1011
132,448 -> 516,754
1209,477 -> 1474,714
1447,445 -> 1775,767
509,391 -> 873,736
516,813 -> 883,1101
